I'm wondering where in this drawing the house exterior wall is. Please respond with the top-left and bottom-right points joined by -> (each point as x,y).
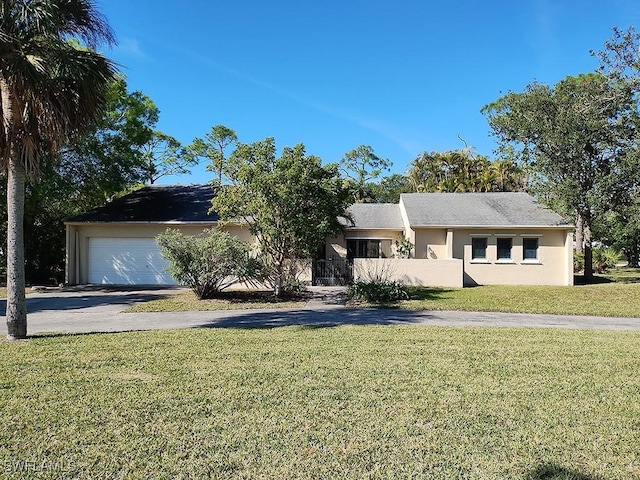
450,228 -> 573,286
65,222 -> 254,285
329,226 -> 572,287
354,258 -> 463,287
413,228 -> 448,259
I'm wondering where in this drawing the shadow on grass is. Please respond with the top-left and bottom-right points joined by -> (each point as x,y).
525,462 -> 606,480
20,322 -> 348,340
211,290 -> 311,304
405,286 -> 457,301
574,267 -> 640,285
573,275 -> 614,286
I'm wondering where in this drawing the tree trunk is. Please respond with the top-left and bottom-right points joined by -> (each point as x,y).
6,153 -> 27,339
582,216 -> 594,282
626,243 -> 640,268
575,214 -> 584,254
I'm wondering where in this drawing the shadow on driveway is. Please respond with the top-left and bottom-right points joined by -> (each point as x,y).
0,287 -> 178,314
192,307 -> 455,329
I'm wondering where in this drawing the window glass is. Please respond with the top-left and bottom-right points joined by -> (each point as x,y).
471,237 -> 487,260
497,238 -> 512,260
358,240 -> 368,258
367,240 -> 380,258
346,239 -> 356,260
347,239 -> 382,259
523,238 -> 539,260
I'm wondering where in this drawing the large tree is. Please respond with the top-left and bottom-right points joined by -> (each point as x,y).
212,138 -> 352,296
483,73 -> 639,280
1,0 -> 117,339
340,145 -> 391,202
187,125 -> 238,186
141,131 -> 191,184
368,173 -> 412,203
59,77 -> 158,203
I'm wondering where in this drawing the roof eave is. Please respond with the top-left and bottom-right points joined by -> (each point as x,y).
409,224 -> 574,229
343,226 -> 405,231
64,220 -> 224,226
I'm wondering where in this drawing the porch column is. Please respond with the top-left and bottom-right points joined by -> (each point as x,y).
64,225 -> 73,285
565,230 -> 574,286
446,229 -> 454,259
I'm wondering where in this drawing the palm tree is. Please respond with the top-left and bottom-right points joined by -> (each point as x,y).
1,0 -> 117,339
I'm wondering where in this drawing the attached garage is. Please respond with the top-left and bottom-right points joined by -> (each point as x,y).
87,238 -> 177,285
65,185 -> 221,286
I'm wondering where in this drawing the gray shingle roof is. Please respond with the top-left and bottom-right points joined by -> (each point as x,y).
343,203 -> 404,230
400,192 -> 570,227
68,185 -> 219,223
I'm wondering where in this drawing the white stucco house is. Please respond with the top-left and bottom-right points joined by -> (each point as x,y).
65,186 -> 574,287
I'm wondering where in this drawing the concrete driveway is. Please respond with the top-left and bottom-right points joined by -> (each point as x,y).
2,286 -> 640,337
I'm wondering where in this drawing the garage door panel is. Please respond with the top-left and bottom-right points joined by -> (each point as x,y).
88,238 -> 178,285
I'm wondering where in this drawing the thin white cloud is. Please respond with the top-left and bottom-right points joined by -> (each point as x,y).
114,37 -> 149,60
165,45 -> 420,157
529,0 -> 561,53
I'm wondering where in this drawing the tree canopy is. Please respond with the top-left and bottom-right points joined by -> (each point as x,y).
187,125 -> 238,186
340,145 -> 391,202
407,149 -> 524,193
483,72 -> 640,279
212,138 -> 352,296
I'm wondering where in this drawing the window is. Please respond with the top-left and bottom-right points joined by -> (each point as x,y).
497,238 -> 512,260
471,237 -> 487,260
347,239 -> 383,259
523,238 -> 539,260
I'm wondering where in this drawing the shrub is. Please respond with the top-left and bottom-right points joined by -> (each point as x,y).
156,228 -> 260,299
593,247 -> 620,274
574,247 -> 620,274
394,238 -> 414,259
349,279 -> 409,303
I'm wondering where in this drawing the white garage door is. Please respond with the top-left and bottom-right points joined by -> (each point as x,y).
88,237 -> 178,285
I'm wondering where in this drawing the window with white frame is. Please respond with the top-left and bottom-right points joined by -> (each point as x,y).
471,237 -> 487,260
497,237 -> 513,260
523,238 -> 539,261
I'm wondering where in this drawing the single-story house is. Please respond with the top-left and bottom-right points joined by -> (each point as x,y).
65,186 -> 573,287
325,192 -> 574,287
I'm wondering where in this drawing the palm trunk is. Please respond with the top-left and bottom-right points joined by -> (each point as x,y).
6,153 -> 27,339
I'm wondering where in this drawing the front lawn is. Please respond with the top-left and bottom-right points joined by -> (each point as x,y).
393,282 -> 640,317
125,289 -> 309,312
1,326 -> 639,479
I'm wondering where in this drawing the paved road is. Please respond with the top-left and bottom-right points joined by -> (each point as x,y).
2,286 -> 640,337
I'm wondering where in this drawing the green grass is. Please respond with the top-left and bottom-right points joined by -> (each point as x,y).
1,327 -> 639,479
347,268 -> 640,317
602,267 -> 640,283
391,282 -> 640,317
125,289 -> 308,312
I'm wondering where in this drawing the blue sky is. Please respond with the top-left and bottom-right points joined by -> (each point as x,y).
99,0 -> 640,184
